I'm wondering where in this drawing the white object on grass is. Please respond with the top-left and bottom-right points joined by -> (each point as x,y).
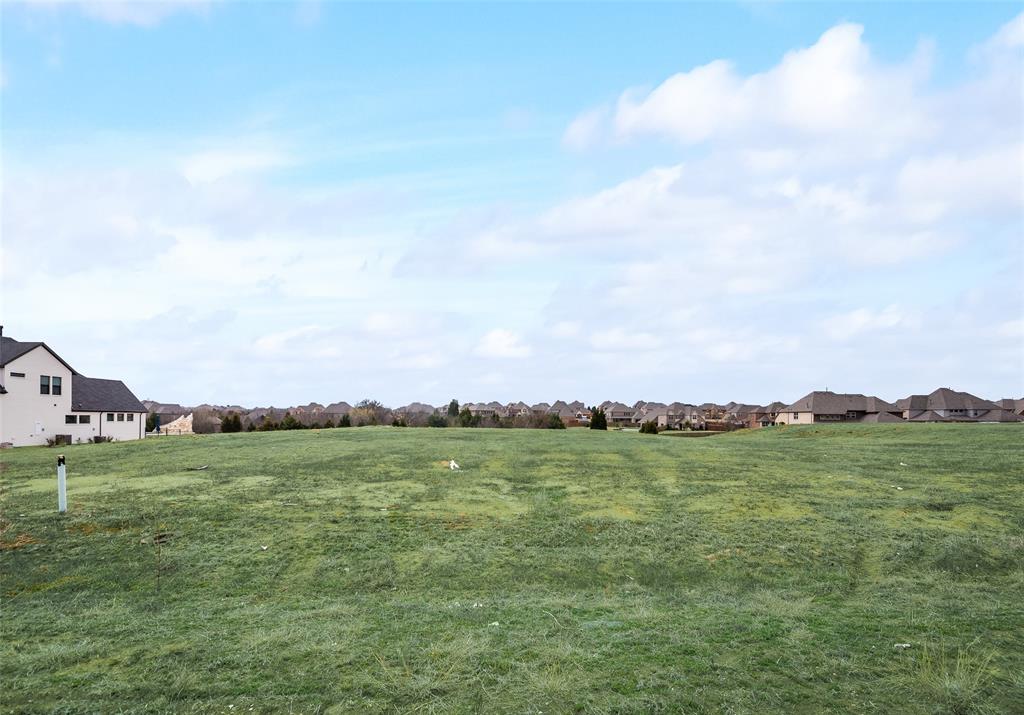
57,455 -> 67,513
449,458 -> 460,471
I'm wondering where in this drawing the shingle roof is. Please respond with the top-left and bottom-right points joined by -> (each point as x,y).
858,411 -> 904,423
71,375 -> 146,412
925,388 -> 1000,411
1,336 -> 77,373
785,391 -> 898,415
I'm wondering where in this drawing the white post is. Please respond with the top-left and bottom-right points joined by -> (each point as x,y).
57,454 -> 67,513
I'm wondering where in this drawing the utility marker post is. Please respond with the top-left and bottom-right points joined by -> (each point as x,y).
57,455 -> 67,513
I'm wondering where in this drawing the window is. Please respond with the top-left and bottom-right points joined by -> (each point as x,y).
127,413 -> 134,421
107,413 -> 114,421
10,372 -> 25,378
117,413 -> 124,421
66,415 -> 78,424
40,375 -> 50,395
52,376 -> 62,395
79,415 -> 91,424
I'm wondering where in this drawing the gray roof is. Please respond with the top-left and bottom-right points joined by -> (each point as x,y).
784,391 -> 899,415
1,336 -> 77,373
71,375 -> 146,413
858,411 -> 904,423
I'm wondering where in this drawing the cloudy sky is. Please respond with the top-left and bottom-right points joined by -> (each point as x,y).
1,1 -> 1021,407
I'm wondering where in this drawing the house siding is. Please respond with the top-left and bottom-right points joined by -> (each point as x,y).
0,347 -> 74,446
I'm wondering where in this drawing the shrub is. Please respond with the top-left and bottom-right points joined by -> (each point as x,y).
323,418 -> 336,429
639,420 -> 660,434
589,407 -> 608,430
547,414 -> 566,430
339,414 -> 351,427
280,413 -> 303,430
447,399 -> 460,417
427,413 -> 448,428
92,435 -> 113,444
220,413 -> 243,433
146,412 -> 157,432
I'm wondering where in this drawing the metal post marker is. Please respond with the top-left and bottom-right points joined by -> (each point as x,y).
57,455 -> 67,513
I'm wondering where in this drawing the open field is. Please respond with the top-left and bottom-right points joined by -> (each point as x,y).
2,425 -> 1022,714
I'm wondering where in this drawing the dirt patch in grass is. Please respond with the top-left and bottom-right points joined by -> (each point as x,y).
0,532 -> 39,550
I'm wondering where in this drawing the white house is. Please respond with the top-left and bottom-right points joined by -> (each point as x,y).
0,328 -> 147,447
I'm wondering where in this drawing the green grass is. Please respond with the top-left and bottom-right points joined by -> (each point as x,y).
1,424 -> 1022,714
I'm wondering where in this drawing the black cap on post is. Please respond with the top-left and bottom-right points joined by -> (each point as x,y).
57,455 -> 66,466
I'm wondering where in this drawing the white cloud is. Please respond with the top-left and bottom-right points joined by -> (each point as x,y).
76,0 -> 212,27
548,321 -> 581,339
562,106 -> 609,151
475,329 -> 532,359
822,305 -> 914,342
569,23 -> 932,152
179,149 -> 292,184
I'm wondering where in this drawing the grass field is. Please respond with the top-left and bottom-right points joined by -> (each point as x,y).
2,425 -> 1022,714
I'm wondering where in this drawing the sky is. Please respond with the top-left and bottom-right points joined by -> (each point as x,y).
1,1 -> 1022,408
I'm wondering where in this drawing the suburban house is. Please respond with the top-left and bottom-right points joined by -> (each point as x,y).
466,402 -> 500,419
0,329 -> 147,446
748,402 -> 787,428
998,398 -> 1024,416
604,402 -> 635,426
897,388 -> 1021,422
774,391 -> 903,425
506,401 -> 531,418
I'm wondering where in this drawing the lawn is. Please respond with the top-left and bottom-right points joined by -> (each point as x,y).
1,425 -> 1022,714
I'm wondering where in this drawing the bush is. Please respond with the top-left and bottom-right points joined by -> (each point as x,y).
458,407 -> 477,427
447,399 -> 460,417
547,414 -> 566,430
589,407 -> 607,430
280,413 -> 303,430
323,418 -> 336,429
146,412 -> 158,432
639,420 -> 660,434
220,413 -> 243,433
92,435 -> 113,443
427,413 -> 448,428
339,414 -> 351,427
192,409 -> 220,434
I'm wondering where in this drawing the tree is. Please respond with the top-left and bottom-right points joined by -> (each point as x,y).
280,412 -> 303,430
427,413 -> 448,428
192,409 -> 220,434
352,399 -> 388,426
220,412 -> 242,433
447,399 -> 460,417
589,406 -> 607,431
339,414 -> 351,427
146,412 -> 158,432
547,414 -> 566,430
456,407 -> 483,427
323,417 -> 336,429
639,420 -> 660,434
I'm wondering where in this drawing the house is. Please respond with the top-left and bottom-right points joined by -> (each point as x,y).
604,402 -> 635,426
530,402 -> 551,415
998,398 -> 1024,416
748,402 -> 786,428
506,401 -> 531,418
465,403 -> 496,419
0,328 -> 146,446
897,388 -> 1021,422
775,391 -> 902,425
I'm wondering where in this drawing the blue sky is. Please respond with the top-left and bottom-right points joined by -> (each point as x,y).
1,1 -> 1022,407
